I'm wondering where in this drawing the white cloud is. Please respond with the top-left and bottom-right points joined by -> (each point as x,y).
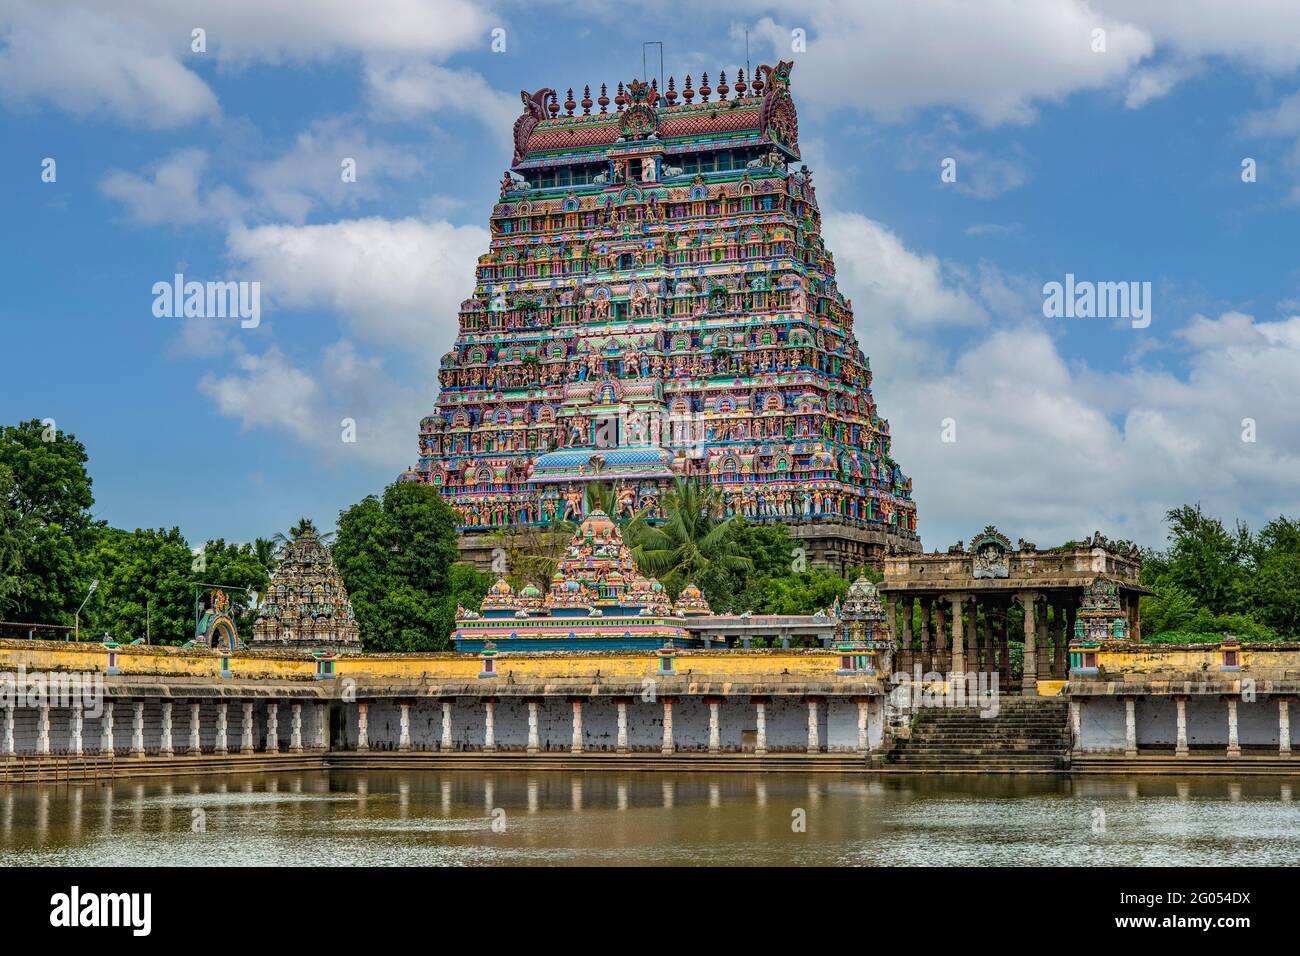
823,213 -> 990,329
749,1 -> 1152,125
244,117 -> 426,223
738,0 -> 1300,121
198,340 -> 426,467
363,59 -> 519,152
100,149 -> 247,225
0,0 -> 496,126
1094,0 -> 1300,74
225,216 -> 488,352
1244,89 -> 1300,138
823,212 -> 1300,547
1124,61 -> 1200,109
0,2 -> 218,128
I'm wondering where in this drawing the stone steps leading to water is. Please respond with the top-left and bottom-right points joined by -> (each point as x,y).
884,699 -> 1071,771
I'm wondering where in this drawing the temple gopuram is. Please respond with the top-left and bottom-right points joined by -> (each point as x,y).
252,530 -> 362,654
402,62 -> 920,573
453,509 -> 712,652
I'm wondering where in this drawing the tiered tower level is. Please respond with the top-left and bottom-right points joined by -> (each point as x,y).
403,63 -> 921,571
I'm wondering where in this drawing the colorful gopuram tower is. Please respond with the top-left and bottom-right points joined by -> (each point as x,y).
402,62 -> 920,572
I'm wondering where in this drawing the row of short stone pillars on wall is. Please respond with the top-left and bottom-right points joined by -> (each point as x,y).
355,697 -> 878,756
1070,694 -> 1294,758
0,700 -> 327,757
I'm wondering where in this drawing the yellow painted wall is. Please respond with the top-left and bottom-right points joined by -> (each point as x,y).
1096,645 -> 1299,675
0,640 -> 847,683
0,640 -> 316,680
339,650 -> 842,680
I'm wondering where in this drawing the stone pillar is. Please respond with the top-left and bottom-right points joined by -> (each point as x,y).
901,597 -> 914,658
1123,697 -> 1137,758
398,701 -> 412,752
240,702 -> 254,754
215,703 -> 228,755
130,700 -> 144,757
315,703 -> 328,751
933,601 -> 947,670
440,701 -> 452,751
188,701 -> 201,755
856,698 -> 870,755
661,698 -> 675,754
921,598 -> 934,664
38,701 -> 52,755
754,700 -> 768,756
70,705 -> 84,756
570,699 -> 584,754
616,700 -> 629,754
707,698 -> 721,754
1069,699 -> 1081,753
2,704 -> 14,756
1020,592 -> 1038,695
1226,697 -> 1241,758
290,703 -> 303,754
1037,600 -> 1052,682
885,597 -> 898,650
1174,696 -> 1189,757
101,701 -> 115,754
483,700 -> 496,753
806,698 -> 820,754
999,602 -> 1012,686
265,702 -> 279,754
1054,601 -> 1068,677
949,593 -> 966,690
526,700 -> 540,754
356,701 -> 369,752
1280,698 -> 1291,757
160,701 -> 174,756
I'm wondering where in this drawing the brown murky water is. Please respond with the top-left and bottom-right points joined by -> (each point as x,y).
0,771 -> 1296,865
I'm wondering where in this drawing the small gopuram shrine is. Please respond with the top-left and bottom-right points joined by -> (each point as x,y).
879,528 -> 1151,693
453,510 -> 711,651
401,61 -> 920,572
252,529 -> 362,653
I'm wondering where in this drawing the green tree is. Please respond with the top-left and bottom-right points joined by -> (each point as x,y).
1161,504 -> 1249,616
625,478 -> 752,605
82,527 -> 194,643
333,481 -> 486,651
749,568 -> 852,616
0,420 -> 96,623
1241,516 -> 1300,636
0,465 -> 30,615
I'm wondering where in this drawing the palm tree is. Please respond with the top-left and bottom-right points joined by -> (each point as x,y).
252,537 -> 279,574
584,481 -> 616,517
625,478 -> 752,598
270,517 -> 335,557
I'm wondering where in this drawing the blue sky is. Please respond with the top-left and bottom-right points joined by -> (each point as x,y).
3,0 -> 1300,551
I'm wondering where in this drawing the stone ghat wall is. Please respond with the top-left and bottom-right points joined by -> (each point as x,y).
0,638 -> 845,681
